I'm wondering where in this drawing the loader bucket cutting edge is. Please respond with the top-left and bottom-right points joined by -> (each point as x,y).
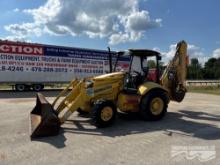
30,93 -> 61,139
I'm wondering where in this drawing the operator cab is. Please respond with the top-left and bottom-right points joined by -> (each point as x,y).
119,49 -> 162,93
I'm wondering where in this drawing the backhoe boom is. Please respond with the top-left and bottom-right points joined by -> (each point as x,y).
160,40 -> 188,102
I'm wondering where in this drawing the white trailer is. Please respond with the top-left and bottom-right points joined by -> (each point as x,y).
0,40 -> 130,91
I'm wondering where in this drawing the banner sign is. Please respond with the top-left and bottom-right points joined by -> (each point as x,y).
0,41 -> 130,82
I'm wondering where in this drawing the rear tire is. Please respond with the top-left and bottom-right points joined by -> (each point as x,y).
92,100 -> 117,128
140,90 -> 168,121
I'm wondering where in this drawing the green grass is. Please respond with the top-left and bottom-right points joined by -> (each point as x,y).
0,84 -> 12,90
0,83 -> 69,90
187,86 -> 220,96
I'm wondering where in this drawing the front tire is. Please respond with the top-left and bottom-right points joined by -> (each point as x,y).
92,100 -> 117,128
140,90 -> 168,121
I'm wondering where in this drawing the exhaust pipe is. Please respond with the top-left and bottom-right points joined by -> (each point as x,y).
30,93 -> 60,138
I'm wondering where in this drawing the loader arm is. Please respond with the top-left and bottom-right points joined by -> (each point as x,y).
160,40 -> 188,102
53,79 -> 91,124
30,79 -> 91,138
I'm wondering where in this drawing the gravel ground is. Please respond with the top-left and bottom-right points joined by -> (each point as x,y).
0,91 -> 219,165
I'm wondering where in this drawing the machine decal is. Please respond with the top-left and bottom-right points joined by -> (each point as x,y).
94,85 -> 112,94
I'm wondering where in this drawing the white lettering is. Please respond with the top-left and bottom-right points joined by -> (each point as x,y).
0,45 -> 10,52
10,45 -> 18,52
18,46 -> 22,53
23,47 -> 32,54
34,47 -> 43,54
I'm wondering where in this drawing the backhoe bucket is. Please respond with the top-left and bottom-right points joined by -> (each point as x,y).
30,93 -> 60,138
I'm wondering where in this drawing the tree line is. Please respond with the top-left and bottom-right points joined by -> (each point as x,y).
187,57 -> 220,80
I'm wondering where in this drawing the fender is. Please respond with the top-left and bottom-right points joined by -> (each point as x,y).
138,82 -> 168,96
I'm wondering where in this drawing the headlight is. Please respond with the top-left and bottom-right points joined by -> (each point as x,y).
85,80 -> 94,88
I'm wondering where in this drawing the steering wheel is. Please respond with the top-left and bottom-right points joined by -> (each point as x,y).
130,70 -> 143,88
132,70 -> 141,76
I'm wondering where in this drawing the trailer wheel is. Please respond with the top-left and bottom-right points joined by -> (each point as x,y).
140,90 -> 168,121
92,100 -> 117,128
15,84 -> 25,92
33,84 -> 44,92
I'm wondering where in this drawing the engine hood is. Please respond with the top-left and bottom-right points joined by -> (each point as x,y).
93,72 -> 125,81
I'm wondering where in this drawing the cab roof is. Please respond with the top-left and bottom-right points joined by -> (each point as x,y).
129,49 -> 160,57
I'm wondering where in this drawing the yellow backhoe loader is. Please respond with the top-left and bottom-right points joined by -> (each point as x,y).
30,40 -> 188,138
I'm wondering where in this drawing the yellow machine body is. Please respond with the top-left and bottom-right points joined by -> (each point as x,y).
30,41 -> 188,138
117,93 -> 141,112
138,82 -> 168,96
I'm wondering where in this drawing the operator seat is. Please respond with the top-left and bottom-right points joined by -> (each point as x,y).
134,66 -> 149,88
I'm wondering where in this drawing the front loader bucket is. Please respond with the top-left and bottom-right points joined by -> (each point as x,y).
30,93 -> 60,139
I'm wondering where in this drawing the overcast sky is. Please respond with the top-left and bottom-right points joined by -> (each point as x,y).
0,0 -> 220,63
